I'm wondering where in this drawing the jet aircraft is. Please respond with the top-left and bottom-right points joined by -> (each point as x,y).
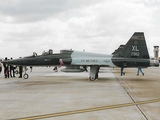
3,32 -> 159,80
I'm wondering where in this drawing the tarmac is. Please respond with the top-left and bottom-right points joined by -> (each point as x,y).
0,66 -> 160,120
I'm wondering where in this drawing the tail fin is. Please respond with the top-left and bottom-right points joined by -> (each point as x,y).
113,32 -> 150,59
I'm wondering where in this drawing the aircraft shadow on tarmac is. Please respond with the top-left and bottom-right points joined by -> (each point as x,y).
14,76 -> 117,86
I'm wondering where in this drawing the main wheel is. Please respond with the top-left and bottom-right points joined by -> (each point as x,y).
89,76 -> 96,81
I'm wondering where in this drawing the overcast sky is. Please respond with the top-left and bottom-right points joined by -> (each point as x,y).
0,0 -> 160,59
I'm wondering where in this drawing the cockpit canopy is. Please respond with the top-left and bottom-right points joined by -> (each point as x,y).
42,49 -> 53,55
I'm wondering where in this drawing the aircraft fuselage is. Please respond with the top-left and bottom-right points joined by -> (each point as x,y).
2,32 -> 159,81
5,50 -> 155,68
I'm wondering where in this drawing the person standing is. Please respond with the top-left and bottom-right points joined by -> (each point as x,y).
30,66 -> 33,72
10,58 -> 15,77
137,68 -> 144,76
0,60 -> 2,74
19,66 -> 23,78
3,57 -> 9,78
120,67 -> 125,76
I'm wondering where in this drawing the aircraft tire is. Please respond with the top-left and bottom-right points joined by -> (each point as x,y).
89,76 -> 96,81
23,73 -> 29,79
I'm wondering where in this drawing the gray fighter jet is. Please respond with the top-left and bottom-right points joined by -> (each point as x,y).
3,32 -> 159,80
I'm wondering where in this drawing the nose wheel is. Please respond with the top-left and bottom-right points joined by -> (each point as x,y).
23,73 -> 29,79
23,66 -> 29,79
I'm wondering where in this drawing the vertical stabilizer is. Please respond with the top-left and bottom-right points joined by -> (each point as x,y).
113,32 -> 149,59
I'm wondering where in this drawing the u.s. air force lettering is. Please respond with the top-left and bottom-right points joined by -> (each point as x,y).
81,59 -> 110,63
81,59 -> 98,63
131,46 -> 140,57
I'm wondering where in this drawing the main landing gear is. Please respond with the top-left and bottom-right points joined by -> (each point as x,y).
89,74 -> 98,81
89,66 -> 99,81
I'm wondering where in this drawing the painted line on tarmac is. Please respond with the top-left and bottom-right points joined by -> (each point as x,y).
10,99 -> 160,120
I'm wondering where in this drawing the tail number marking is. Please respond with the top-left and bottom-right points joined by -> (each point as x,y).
132,46 -> 139,51
131,46 -> 139,57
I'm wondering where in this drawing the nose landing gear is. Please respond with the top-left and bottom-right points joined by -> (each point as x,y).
23,66 -> 29,79
23,73 -> 29,79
